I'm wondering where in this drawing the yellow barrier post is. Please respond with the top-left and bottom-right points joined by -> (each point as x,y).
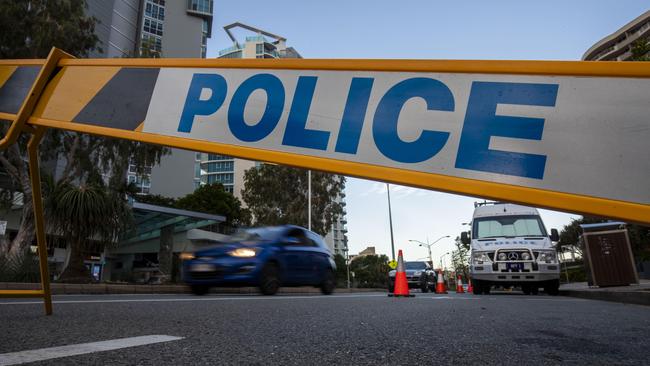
28,126 -> 52,315
0,48 -> 71,315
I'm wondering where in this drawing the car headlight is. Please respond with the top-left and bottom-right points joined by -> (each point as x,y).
414,271 -> 422,276
521,252 -> 532,261
180,252 -> 195,261
229,248 -> 258,258
497,252 -> 507,261
537,250 -> 557,263
472,252 -> 490,264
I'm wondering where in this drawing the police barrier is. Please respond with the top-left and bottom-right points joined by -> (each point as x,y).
1,53 -> 649,224
1,49 -> 649,315
0,56 -> 650,223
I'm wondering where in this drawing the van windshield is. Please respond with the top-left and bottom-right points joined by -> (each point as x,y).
473,215 -> 547,239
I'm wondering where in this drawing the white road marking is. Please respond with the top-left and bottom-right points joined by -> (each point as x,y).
0,335 -> 183,366
0,293 -> 389,306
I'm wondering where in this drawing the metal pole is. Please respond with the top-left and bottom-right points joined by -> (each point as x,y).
28,127 -> 52,315
307,170 -> 311,231
346,252 -> 351,289
386,183 -> 395,261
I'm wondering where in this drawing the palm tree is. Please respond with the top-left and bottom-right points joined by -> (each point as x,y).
45,177 -> 133,282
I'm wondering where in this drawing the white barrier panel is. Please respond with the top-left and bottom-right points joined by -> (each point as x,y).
144,68 -> 649,206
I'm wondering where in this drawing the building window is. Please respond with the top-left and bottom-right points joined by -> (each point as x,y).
203,161 -> 234,172
188,0 -> 212,14
206,154 -> 233,161
206,173 -> 233,184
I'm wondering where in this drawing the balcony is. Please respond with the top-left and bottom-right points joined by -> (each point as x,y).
187,0 -> 213,18
219,45 -> 242,56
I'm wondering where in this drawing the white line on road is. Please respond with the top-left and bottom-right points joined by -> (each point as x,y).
0,293 -> 390,306
0,335 -> 183,366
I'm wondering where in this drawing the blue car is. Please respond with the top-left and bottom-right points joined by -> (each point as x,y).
182,225 -> 336,295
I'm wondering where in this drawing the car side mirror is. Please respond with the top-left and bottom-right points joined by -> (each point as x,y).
550,229 -> 559,242
461,231 -> 470,245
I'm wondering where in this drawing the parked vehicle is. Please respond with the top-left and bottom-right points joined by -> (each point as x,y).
182,225 -> 336,295
388,261 -> 436,292
461,202 -> 561,295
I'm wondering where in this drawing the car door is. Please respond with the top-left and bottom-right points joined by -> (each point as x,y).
279,228 -> 314,284
306,231 -> 330,284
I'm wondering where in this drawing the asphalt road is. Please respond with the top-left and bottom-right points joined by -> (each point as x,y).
0,291 -> 648,365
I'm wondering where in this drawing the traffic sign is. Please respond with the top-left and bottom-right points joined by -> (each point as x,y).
1,53 -> 649,224
388,260 -> 398,269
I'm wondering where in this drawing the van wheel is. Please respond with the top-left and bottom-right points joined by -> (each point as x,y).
191,285 -> 209,296
320,269 -> 336,295
472,280 -> 483,295
522,285 -> 531,295
531,286 -> 539,295
259,263 -> 281,295
482,282 -> 491,295
544,280 -> 560,296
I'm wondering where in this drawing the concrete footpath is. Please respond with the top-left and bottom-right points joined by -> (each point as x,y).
559,279 -> 650,306
3,281 -> 649,305
0,282 -> 384,295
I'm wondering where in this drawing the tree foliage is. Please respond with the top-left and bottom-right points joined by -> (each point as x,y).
242,165 -> 344,236
135,183 -> 251,227
451,236 -> 470,279
176,183 -> 251,227
333,253 -> 348,286
630,38 -> 650,61
45,176 -> 133,282
0,0 -> 100,58
350,254 -> 389,288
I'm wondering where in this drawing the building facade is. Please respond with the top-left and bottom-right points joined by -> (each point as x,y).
214,23 -> 348,255
85,0 -> 215,198
583,10 -> 650,61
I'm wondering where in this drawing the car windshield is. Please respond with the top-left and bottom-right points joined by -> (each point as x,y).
228,227 -> 284,244
474,215 -> 547,239
404,262 -> 428,270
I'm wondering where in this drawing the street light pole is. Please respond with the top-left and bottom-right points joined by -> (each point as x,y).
386,183 -> 395,261
409,235 -> 450,268
307,170 -> 311,231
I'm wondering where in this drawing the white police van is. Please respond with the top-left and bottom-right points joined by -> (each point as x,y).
461,202 -> 560,295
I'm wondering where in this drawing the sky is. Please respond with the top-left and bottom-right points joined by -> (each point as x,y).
205,1 -> 649,262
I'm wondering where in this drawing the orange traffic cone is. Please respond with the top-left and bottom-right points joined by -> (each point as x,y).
456,275 -> 465,293
388,249 -> 414,297
467,278 -> 474,293
435,269 -> 447,294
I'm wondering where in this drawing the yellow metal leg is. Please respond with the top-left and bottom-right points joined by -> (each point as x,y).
27,127 -> 52,315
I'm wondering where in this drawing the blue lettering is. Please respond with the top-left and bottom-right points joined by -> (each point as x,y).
373,78 -> 454,163
228,74 -> 285,142
455,81 -> 558,179
282,76 -> 330,150
335,78 -> 374,154
178,74 -> 227,133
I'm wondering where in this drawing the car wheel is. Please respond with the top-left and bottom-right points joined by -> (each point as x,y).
522,285 -> 531,295
531,286 -> 539,295
259,263 -> 281,295
388,282 -> 395,293
420,277 -> 429,293
544,280 -> 560,296
320,269 -> 336,295
191,285 -> 209,296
